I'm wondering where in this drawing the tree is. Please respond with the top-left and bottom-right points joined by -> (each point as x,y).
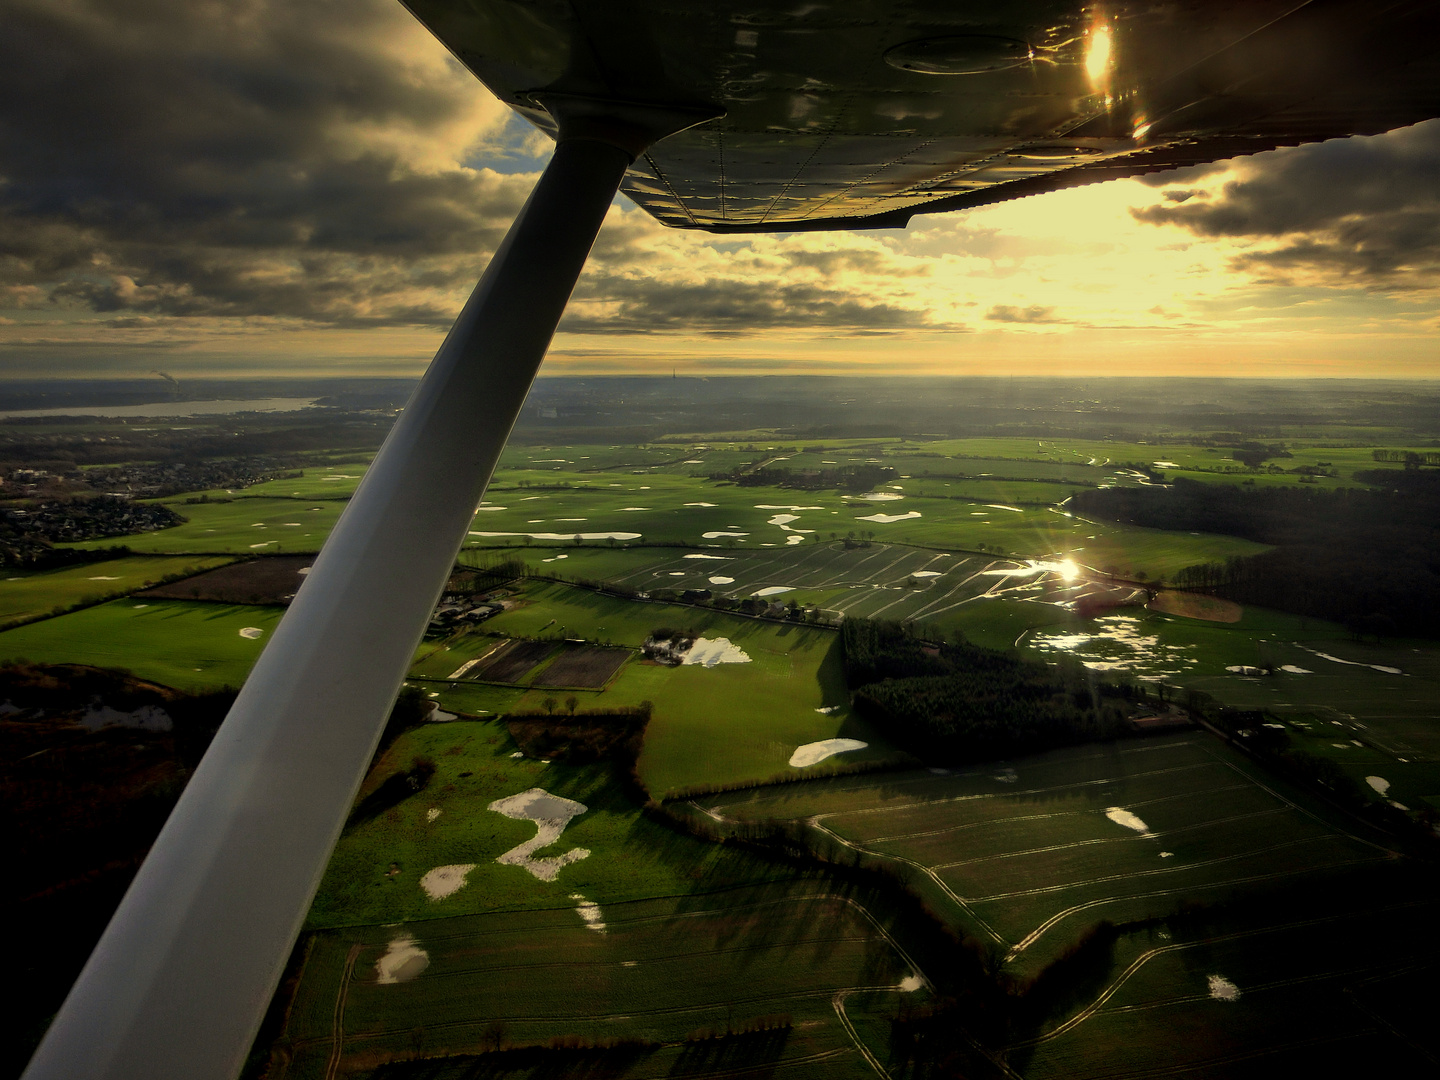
565,695 -> 578,715
542,696 -> 557,715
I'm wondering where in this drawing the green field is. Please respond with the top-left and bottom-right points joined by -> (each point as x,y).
691,735 -> 1398,974
67,498 -> 345,555
278,884 -> 931,1080
675,733 -> 1439,1075
412,581 -> 908,795
308,719 -> 790,927
0,555 -> 232,625
0,598 -> 282,690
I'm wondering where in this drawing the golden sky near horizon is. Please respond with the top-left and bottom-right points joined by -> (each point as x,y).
3,0 -> 1438,380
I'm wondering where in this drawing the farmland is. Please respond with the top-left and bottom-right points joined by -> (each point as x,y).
690,736 -> 1399,971
275,885 -> 931,1080
66,497 -> 344,555
285,717 -> 935,1079
6,380 -> 1440,1079
0,598 -> 282,691
684,734 -> 1440,1075
307,719 -> 790,927
410,580 -> 908,795
0,554 -> 232,626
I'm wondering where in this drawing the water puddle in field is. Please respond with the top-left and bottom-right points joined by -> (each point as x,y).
702,531 -> 747,539
1105,807 -> 1153,835
912,570 -> 941,577
1367,776 -> 1390,795
1028,615 -> 1196,677
1296,645 -> 1405,675
239,627 -> 264,639
1207,975 -> 1240,1002
488,789 -> 590,882
857,511 -> 921,524
681,638 -> 752,666
753,586 -> 793,597
852,492 -> 903,501
571,895 -> 607,934
709,575 -> 735,585
420,864 -> 476,900
789,738 -> 869,768
684,554 -> 730,560
985,504 -> 1024,513
685,502 -> 717,507
375,934 -> 430,984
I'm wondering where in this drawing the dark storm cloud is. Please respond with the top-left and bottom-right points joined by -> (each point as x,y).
561,276 -> 929,336
985,304 -> 1058,324
1132,121 -> 1440,287
0,0 -> 526,327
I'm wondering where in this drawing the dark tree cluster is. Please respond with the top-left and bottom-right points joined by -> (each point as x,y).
0,662 -> 238,1064
843,618 -> 1131,763
1072,476 -> 1440,637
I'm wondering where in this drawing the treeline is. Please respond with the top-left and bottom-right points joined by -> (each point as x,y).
1072,477 -> 1440,636
1372,449 -> 1440,466
504,702 -> 652,767
843,618 -> 1133,763
711,463 -> 895,491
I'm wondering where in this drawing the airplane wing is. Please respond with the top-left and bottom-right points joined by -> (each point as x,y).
404,0 -> 1440,232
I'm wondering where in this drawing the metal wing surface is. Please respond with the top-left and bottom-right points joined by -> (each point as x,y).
404,0 -> 1440,233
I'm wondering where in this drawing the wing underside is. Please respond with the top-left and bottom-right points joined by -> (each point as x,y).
404,0 -> 1440,233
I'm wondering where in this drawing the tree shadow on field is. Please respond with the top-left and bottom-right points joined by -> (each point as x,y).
369,1042 -> 659,1079
667,1026 -> 791,1077
814,634 -> 848,708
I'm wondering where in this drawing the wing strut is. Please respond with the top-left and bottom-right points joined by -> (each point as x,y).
22,98 -> 715,1080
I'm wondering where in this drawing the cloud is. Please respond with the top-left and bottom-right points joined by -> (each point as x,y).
0,0 -> 523,328
985,304 -> 1059,324
1131,120 -> 1440,289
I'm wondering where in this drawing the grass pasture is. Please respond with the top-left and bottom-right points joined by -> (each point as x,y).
416,580 -> 909,795
277,884 -> 931,1080
0,555 -> 232,625
308,720 -> 790,928
1013,868 -> 1440,1078
65,497 -> 346,555
693,735 -> 1397,975
0,598 -> 283,690
687,734 -> 1438,1075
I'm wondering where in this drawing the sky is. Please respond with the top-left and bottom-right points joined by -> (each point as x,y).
2,0 -> 1439,381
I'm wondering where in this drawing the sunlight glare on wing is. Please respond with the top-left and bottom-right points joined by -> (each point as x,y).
1085,23 -> 1113,87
